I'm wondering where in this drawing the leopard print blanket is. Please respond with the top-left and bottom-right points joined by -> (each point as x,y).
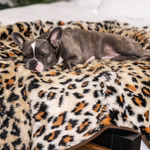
0,20 -> 150,150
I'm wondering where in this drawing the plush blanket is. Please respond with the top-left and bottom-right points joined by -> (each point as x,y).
0,20 -> 150,150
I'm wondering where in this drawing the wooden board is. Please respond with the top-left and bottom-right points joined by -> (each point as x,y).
75,142 -> 111,150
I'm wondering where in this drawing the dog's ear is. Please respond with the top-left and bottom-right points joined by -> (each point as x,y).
47,27 -> 62,48
11,32 -> 26,50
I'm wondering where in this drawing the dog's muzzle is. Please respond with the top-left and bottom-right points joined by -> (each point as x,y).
27,58 -> 44,72
29,59 -> 37,69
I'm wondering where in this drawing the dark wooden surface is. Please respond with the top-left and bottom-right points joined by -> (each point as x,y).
76,142 -> 111,150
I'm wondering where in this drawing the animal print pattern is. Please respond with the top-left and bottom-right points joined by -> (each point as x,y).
0,20 -> 150,150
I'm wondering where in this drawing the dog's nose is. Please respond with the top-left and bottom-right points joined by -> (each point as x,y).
30,59 -> 37,68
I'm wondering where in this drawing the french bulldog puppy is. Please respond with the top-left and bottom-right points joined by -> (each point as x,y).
11,27 -> 148,72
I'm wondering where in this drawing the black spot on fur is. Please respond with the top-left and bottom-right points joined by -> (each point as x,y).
60,79 -> 72,85
0,118 -> 9,129
76,119 -> 91,133
1,143 -> 10,150
34,102 -> 39,109
136,75 -> 142,79
5,76 -> 16,89
59,135 -> 73,146
94,90 -> 99,98
97,23 -> 103,28
48,144 -> 55,150
137,114 -> 144,122
104,24 -> 108,30
105,86 -> 117,97
25,112 -> 30,120
126,105 -> 135,116
38,90 -> 46,98
71,101 -> 88,115
1,70 -> 9,74
48,117 -> 53,123
0,97 -> 6,117
7,92 -> 19,103
83,89 -> 90,93
132,77 -> 138,83
59,95 -> 63,107
0,129 -> 8,140
0,32 -> 8,40
6,106 -> 15,118
21,144 -> 26,150
46,21 -> 54,25
93,71 -> 111,82
110,109 -> 119,121
7,25 -> 13,35
34,143 -> 44,150
33,125 -> 46,137
84,112 -> 93,116
75,75 -> 90,82
142,87 -> 150,97
140,126 -> 150,141
18,77 -> 24,87
10,123 -> 20,136
142,80 -> 150,87
66,119 -> 78,130
132,94 -> 147,107
51,112 -> 66,129
33,102 -> 48,121
81,81 -> 89,87
73,92 -> 84,99
116,94 -> 125,108
16,23 -> 24,32
93,100 -> 101,112
21,86 -> 27,101
40,28 -> 44,35
47,92 -> 56,100
88,26 -> 92,30
28,79 -> 40,92
12,138 -> 21,148
0,87 -> 4,95
0,63 -> 9,69
68,84 -> 76,90
121,110 -> 128,122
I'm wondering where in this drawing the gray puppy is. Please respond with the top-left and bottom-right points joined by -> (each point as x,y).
11,27 -> 148,72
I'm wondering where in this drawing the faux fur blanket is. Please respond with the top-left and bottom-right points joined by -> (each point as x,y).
0,20 -> 150,150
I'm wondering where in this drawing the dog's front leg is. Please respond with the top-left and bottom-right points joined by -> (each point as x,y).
62,55 -> 84,72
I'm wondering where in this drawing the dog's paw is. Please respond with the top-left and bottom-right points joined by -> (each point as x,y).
64,68 -> 72,73
62,60 -> 73,72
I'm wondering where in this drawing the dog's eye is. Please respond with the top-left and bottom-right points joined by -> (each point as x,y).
41,54 -> 47,58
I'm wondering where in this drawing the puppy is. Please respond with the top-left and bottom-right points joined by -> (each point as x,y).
11,27 -> 147,72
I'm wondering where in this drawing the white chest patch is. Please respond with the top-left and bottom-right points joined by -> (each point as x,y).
31,41 -> 36,57
57,56 -> 64,64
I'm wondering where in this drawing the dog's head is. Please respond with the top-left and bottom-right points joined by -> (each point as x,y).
11,27 -> 62,72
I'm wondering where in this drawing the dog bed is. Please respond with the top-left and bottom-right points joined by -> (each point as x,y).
0,20 -> 150,150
